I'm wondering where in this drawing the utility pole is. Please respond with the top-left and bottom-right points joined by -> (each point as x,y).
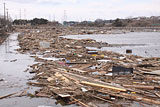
6,9 -> 9,21
6,9 -> 9,27
63,10 -> 67,22
3,3 -> 6,26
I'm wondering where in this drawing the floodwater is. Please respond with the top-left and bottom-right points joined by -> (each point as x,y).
64,32 -> 160,57
0,32 -> 158,107
0,33 -> 69,107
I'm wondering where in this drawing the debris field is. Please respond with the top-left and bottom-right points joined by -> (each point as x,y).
14,27 -> 160,107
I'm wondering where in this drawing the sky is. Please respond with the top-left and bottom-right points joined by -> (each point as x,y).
0,0 -> 160,22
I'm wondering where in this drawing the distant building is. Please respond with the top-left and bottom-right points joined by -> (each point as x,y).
136,16 -> 147,20
63,21 -> 78,26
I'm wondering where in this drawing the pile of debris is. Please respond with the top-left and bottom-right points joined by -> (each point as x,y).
0,28 -> 8,45
17,27 -> 160,106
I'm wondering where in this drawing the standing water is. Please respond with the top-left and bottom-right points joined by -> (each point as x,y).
64,32 -> 160,57
0,33 -> 64,107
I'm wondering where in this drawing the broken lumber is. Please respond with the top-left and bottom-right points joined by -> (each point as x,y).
66,62 -> 88,64
90,94 -> 113,104
81,81 -> 126,92
155,93 -> 160,98
70,96 -> 90,107
27,82 -> 50,86
145,76 -> 160,81
0,92 -> 19,99
71,68 -> 88,74
122,85 -> 155,90
121,93 -> 160,105
98,89 -> 160,105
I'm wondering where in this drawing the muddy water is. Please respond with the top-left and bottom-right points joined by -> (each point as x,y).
64,32 -> 160,57
0,33 -> 64,107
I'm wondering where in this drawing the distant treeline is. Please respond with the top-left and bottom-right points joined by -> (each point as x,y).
13,18 -> 48,25
64,16 -> 160,27
13,16 -> 160,27
13,18 -> 61,26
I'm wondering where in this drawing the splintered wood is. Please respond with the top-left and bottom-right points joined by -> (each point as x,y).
17,27 -> 160,106
81,81 -> 126,92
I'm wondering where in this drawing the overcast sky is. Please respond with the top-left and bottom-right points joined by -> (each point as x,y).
0,0 -> 160,22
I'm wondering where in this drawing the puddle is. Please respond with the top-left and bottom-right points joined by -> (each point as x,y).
0,33 -> 35,95
0,97 -> 61,107
0,33 -> 73,107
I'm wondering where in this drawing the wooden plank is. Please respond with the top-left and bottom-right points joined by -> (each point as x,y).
98,89 -> 160,105
81,81 -> 127,92
71,68 -> 88,74
66,62 -> 88,64
155,93 -> 160,98
90,94 -> 113,104
78,64 -> 92,70
121,93 -> 160,105
0,92 -> 19,99
70,96 -> 90,107
146,76 -> 160,81
122,85 -> 155,90
27,82 -> 50,86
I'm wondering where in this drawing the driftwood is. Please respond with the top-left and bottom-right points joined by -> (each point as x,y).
71,68 -> 89,74
90,94 -> 113,104
98,89 -> 160,105
27,82 -> 50,86
121,93 -> 160,105
70,96 -> 90,107
66,62 -> 88,64
0,92 -> 19,99
145,76 -> 160,81
36,92 -> 51,98
122,85 -> 155,90
155,93 -> 160,98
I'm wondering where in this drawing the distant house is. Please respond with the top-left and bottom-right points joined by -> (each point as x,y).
150,16 -> 160,20
63,21 -> 78,26
137,16 -> 147,20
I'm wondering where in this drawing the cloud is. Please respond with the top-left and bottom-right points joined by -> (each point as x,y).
4,0 -> 33,3
2,0 -> 78,4
36,0 -> 78,4
0,0 -> 159,21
